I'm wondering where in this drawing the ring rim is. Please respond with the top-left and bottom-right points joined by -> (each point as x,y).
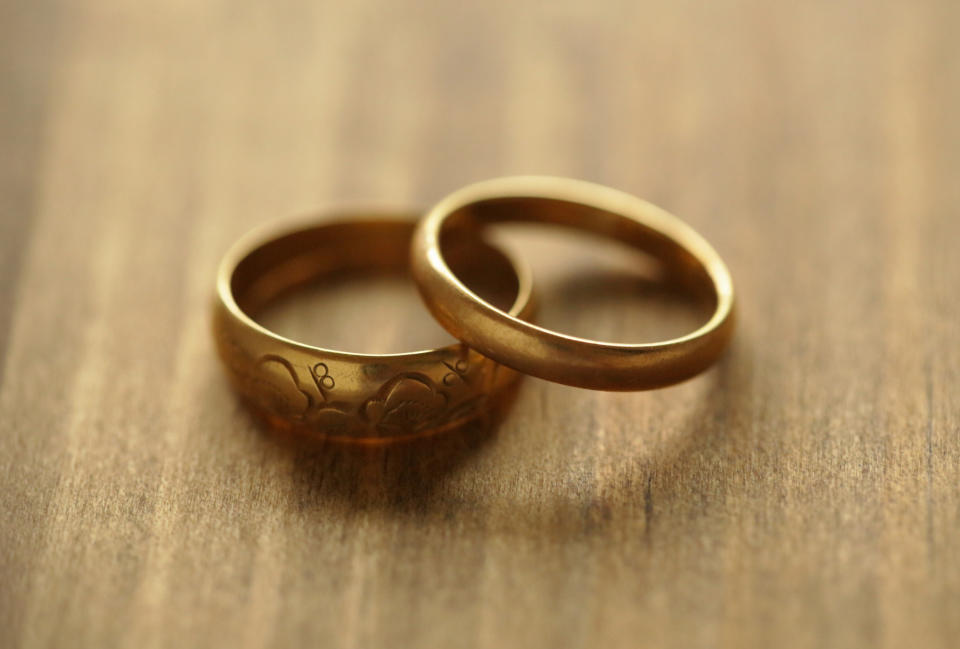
216,214 -> 535,360
410,176 -> 736,391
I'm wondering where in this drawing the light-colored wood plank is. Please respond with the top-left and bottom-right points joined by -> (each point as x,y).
2,1 -> 958,648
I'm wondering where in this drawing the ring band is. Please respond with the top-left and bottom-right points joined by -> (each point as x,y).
411,176 -> 735,391
213,214 -> 533,441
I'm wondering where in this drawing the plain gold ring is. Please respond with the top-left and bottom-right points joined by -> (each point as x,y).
410,176 -> 735,391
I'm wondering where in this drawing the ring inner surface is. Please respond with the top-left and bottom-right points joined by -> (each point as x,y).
439,198 -> 718,334
232,219 -> 520,349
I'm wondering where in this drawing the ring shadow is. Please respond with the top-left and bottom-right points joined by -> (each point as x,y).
245,265 -> 755,543
247,383 -> 522,508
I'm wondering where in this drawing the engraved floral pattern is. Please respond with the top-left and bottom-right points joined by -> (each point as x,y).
443,394 -> 489,427
245,354 -> 486,438
301,406 -> 362,438
362,373 -> 448,436
251,355 -> 315,416
442,359 -> 470,386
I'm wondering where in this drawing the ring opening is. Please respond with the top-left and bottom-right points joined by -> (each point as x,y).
478,223 -> 714,344
439,197 -> 719,334
231,219 -> 522,352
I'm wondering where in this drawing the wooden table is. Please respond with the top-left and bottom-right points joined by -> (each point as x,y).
2,1 -> 958,647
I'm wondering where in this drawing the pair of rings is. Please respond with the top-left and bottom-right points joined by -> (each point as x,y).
213,176 -> 735,441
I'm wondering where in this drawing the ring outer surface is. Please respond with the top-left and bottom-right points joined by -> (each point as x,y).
213,214 -> 534,441
410,177 -> 736,391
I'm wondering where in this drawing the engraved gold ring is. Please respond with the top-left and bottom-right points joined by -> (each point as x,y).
213,214 -> 533,441
411,176 -> 736,391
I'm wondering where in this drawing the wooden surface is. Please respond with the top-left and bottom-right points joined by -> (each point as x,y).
2,1 -> 959,647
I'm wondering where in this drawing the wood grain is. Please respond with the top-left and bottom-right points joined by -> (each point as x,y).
2,1 -> 958,648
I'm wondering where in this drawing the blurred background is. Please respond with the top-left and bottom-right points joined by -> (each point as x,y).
1,1 -> 958,648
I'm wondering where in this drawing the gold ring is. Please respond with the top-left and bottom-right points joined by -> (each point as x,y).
411,176 -> 735,391
213,214 -> 533,441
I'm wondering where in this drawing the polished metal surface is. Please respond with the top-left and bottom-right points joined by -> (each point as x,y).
411,177 -> 735,391
213,215 -> 533,441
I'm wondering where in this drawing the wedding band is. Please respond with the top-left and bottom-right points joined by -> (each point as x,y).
213,214 -> 533,441
411,176 -> 735,391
